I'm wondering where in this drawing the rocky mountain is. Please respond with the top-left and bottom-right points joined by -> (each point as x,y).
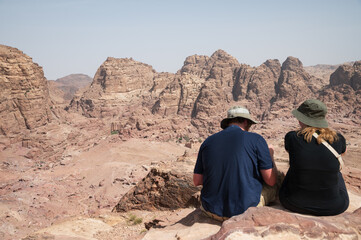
0,45 -> 52,137
68,50 -> 361,140
1,44 -> 360,144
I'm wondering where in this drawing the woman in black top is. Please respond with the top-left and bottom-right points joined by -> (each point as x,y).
279,99 -> 349,216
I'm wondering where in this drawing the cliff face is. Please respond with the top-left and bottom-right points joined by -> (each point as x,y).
68,57 -> 164,118
0,45 -> 51,136
67,50 -> 360,139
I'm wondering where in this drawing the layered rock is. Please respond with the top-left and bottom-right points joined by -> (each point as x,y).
239,59 -> 281,120
67,50 -> 361,140
269,57 -> 323,118
68,57 -> 162,118
152,54 -> 211,117
0,45 -> 51,137
189,50 -> 241,133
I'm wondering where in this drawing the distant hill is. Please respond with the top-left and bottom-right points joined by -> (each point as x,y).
55,74 -> 93,89
49,74 -> 92,102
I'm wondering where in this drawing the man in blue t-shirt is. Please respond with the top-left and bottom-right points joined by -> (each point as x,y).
193,106 -> 278,221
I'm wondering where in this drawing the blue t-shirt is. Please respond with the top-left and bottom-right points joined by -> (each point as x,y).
194,125 -> 273,218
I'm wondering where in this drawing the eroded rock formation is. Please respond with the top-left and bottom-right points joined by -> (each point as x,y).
112,168 -> 200,212
0,45 -> 51,137
319,61 -> 361,121
68,57 -> 162,118
66,51 -> 360,141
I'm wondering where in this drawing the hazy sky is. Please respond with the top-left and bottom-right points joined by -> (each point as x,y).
1,0 -> 361,80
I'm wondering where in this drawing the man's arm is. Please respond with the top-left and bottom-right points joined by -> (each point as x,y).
260,168 -> 277,186
260,145 -> 277,186
193,173 -> 203,186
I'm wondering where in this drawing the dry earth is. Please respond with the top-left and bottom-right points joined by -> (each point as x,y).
1,118 -> 360,240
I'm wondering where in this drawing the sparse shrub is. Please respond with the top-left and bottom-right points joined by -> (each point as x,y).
127,213 -> 143,225
133,217 -> 143,225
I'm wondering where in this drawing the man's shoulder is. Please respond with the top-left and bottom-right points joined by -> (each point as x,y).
245,131 -> 265,141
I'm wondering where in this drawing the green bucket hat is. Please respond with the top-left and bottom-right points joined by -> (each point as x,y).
221,106 -> 258,129
292,99 -> 328,128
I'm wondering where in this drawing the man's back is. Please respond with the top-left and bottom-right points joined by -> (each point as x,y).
194,125 -> 273,217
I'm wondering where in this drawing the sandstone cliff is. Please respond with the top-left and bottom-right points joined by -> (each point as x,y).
0,45 -> 51,137
68,57 -> 162,118
67,50 -> 361,141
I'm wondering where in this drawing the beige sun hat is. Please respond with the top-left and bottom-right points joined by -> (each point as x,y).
220,106 -> 258,129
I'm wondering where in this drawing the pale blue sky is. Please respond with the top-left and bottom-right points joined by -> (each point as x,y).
1,0 -> 361,80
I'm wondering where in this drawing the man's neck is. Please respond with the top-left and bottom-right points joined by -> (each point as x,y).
229,123 -> 248,131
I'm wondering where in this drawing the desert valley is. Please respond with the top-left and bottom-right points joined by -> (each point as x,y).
0,44 -> 360,239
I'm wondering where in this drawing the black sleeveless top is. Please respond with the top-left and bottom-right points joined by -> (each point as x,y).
279,131 -> 349,216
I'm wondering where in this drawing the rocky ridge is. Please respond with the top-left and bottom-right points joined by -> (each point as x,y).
0,45 -> 52,138
68,50 -> 361,141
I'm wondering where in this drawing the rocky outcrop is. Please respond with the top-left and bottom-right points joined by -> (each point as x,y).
152,54 -> 211,117
275,57 -> 319,101
330,64 -> 354,87
68,57 -> 162,118
208,206 -> 361,240
188,50 -> 241,134
241,59 -> 281,119
191,50 -> 240,118
330,61 -> 361,91
0,45 -> 51,136
112,168 -> 200,212
268,57 -> 322,118
319,61 -> 361,122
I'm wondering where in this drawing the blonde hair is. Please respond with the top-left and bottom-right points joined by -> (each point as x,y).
298,127 -> 338,144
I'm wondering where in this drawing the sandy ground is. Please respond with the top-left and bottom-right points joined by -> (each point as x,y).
0,136 -> 189,239
0,119 -> 360,240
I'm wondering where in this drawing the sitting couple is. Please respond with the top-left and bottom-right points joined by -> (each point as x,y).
193,99 -> 349,221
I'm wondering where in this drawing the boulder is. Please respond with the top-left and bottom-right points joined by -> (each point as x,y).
113,168 -> 201,212
207,206 -> 361,240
